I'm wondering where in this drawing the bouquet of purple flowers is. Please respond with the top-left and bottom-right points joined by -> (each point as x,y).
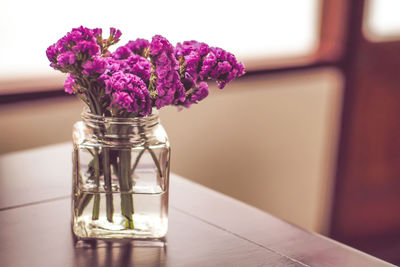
46,26 -> 245,117
47,26 -> 244,234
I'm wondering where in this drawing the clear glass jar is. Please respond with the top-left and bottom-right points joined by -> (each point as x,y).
71,108 -> 170,241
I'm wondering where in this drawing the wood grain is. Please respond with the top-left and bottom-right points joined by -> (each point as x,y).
0,144 -> 393,266
0,199 -> 302,267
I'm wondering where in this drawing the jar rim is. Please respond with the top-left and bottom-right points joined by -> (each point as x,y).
81,107 -> 159,126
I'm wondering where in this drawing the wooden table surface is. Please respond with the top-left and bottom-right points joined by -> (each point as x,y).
0,143 -> 394,267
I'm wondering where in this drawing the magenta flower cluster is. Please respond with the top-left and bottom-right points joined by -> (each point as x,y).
46,26 -> 102,70
46,26 -> 245,117
149,35 -> 186,109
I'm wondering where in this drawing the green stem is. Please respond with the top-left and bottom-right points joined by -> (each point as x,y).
76,193 -> 93,216
103,147 -> 114,222
92,149 -> 100,220
119,149 -> 134,229
74,81 -> 107,221
86,89 -> 102,115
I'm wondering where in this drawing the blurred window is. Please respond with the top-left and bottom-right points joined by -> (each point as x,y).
363,0 -> 400,41
0,0 -> 320,83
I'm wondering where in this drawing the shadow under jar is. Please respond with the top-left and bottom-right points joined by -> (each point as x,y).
72,108 -> 170,242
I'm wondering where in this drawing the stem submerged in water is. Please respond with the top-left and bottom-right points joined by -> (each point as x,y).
74,113 -> 165,232
119,149 -> 134,229
92,149 -> 100,220
103,147 -> 114,222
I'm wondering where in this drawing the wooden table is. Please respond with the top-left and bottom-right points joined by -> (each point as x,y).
0,143 -> 393,267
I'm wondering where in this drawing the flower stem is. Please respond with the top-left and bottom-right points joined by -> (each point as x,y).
91,149 -> 100,220
76,193 -> 93,216
119,149 -> 134,229
102,147 -> 114,222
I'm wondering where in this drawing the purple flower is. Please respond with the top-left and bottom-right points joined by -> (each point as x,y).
61,26 -> 99,50
101,55 -> 151,84
106,72 -> 151,116
56,51 -> 76,68
113,46 -> 132,60
72,40 -> 100,57
112,38 -> 150,59
210,61 -> 231,79
179,82 -> 209,107
47,26 -> 246,114
126,38 -> 149,55
82,56 -> 107,76
93,28 -> 102,38
46,44 -> 58,62
149,35 -> 168,56
64,74 -> 76,94
106,71 -> 146,93
175,40 -> 211,90
175,40 -> 210,57
180,52 -> 200,89
46,26 -> 101,70
99,57 -> 124,78
199,52 -> 217,80
110,27 -> 122,42
149,35 -> 186,108
191,82 -> 209,102
174,41 -> 244,107
125,55 -> 151,83
102,70 -> 131,94
199,47 -> 245,89
112,91 -> 134,111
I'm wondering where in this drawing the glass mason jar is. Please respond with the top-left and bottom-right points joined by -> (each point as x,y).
71,108 -> 170,241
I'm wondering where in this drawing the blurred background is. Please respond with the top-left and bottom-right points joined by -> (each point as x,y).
1,0 -> 400,264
